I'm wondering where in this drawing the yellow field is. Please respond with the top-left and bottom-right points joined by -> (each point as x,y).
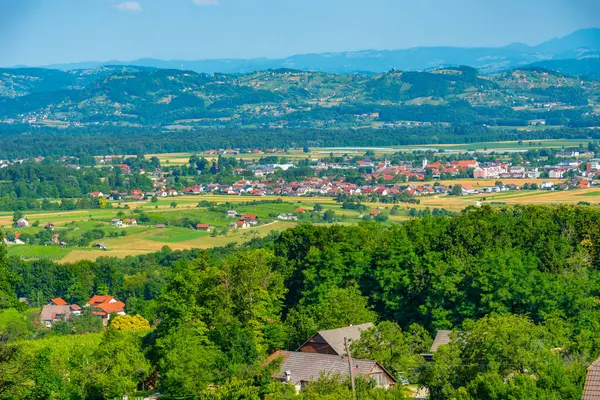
60,221 -> 297,263
5,188 -> 599,263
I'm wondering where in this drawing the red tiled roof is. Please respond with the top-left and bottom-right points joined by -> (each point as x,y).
96,301 -> 125,314
51,297 -> 68,306
88,295 -> 114,305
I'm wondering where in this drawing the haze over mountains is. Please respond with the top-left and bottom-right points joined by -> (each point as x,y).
27,28 -> 600,74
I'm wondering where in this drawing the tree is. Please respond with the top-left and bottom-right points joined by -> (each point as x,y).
449,185 -> 462,196
313,203 -> 323,212
157,325 -> 221,397
109,314 -> 151,331
322,209 -> 336,222
90,330 -> 150,399
351,322 -> 429,381
170,201 -> 177,209
151,196 -> 158,203
422,314 -> 587,399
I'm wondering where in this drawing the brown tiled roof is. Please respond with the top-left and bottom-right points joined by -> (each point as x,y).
298,323 -> 374,356
430,330 -> 452,353
266,350 -> 395,385
40,305 -> 71,321
583,357 -> 600,400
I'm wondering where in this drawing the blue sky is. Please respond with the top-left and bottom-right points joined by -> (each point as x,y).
0,0 -> 598,66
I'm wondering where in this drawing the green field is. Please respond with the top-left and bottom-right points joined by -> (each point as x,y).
7,245 -> 72,260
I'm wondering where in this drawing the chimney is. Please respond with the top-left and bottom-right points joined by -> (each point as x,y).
285,370 -> 292,383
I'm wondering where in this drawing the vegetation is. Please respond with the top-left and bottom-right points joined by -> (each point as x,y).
0,204 -> 599,398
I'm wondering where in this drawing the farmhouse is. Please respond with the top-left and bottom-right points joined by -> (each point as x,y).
422,330 -> 453,361
111,219 -> 123,227
16,218 -> 29,228
240,214 -> 258,225
196,224 -> 211,231
123,218 -> 137,226
40,299 -> 82,328
298,323 -> 374,356
265,351 -> 396,392
86,295 -> 126,325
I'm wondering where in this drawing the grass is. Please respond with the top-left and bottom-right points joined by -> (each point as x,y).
148,228 -> 209,243
7,245 -> 71,260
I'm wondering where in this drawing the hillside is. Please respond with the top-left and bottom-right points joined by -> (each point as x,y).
1,65 -> 599,132
33,28 -> 600,74
526,58 -> 600,80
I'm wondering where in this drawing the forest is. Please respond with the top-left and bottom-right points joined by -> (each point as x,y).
2,125 -> 600,159
1,204 -> 599,399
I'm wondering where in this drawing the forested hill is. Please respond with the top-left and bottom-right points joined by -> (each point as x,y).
1,65 -> 599,132
1,205 -> 599,398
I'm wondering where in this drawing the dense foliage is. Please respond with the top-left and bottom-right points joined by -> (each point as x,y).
1,204 -> 600,398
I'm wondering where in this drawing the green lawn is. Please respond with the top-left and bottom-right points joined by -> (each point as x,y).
7,245 -> 72,260
148,227 -> 210,243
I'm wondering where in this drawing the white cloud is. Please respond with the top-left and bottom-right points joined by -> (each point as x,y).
115,1 -> 143,12
192,0 -> 220,6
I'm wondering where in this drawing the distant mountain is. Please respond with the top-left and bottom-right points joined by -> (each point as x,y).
1,65 -> 599,131
526,58 -> 600,80
32,28 -> 600,75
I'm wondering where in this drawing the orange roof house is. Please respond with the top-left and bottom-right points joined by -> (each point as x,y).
86,295 -> 126,325
51,297 -> 68,306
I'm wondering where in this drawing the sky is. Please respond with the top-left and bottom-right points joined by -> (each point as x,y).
0,0 -> 599,66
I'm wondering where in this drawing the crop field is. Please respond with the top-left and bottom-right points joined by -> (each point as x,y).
137,140 -> 597,165
7,245 -> 72,260
5,188 -> 599,262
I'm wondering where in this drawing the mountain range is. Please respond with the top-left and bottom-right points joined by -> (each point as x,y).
28,28 -> 600,75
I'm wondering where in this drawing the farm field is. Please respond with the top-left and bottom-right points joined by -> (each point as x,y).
138,139 -> 597,165
4,185 -> 600,263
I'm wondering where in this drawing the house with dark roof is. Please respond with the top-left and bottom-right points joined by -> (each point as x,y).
298,323 -> 374,356
422,330 -> 452,361
265,350 -> 396,393
583,357 -> 600,400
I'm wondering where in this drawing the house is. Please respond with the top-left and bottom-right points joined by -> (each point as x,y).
196,224 -> 211,231
278,214 -> 298,221
86,295 -> 126,325
240,214 -> 258,225
295,208 -> 306,213
369,209 -> 381,217
50,297 -> 68,306
298,323 -> 374,356
156,224 -> 166,229
123,218 -> 137,226
111,219 -> 123,227
44,223 -> 55,231
583,356 -> 600,400
16,218 -> 29,228
265,351 -> 396,392
90,192 -> 104,198
95,243 -> 107,250
460,184 -> 476,195
233,221 -> 250,229
40,303 -> 82,328
422,330 -> 453,362
226,210 -> 238,218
